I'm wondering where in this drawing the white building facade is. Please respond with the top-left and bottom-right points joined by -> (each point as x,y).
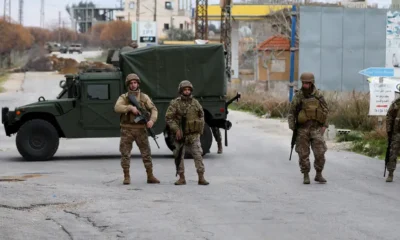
116,0 -> 194,40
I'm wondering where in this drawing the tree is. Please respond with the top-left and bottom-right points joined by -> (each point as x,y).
166,27 -> 194,41
100,21 -> 132,48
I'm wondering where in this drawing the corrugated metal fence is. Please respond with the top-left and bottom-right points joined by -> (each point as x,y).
299,6 -> 387,92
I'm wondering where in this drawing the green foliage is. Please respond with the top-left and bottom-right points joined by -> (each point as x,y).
166,27 -> 194,41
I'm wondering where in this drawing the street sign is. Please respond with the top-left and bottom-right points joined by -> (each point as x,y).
138,21 -> 157,48
359,67 -> 394,77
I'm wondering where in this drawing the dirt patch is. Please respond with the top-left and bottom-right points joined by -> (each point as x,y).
12,54 -> 115,74
0,173 -> 44,182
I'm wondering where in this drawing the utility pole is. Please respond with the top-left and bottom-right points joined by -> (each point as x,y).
153,0 -> 156,22
40,0 -> 45,28
3,0 -> 11,22
58,11 -> 61,43
136,0 -> 140,22
220,0 -> 232,81
18,0 -> 23,25
195,0 -> 208,40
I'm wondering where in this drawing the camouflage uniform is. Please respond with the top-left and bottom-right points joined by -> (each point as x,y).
212,127 -> 223,154
165,80 -> 209,185
114,73 -> 160,185
385,98 -> 400,182
287,72 -> 329,184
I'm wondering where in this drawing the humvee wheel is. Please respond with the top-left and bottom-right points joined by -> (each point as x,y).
16,119 -> 59,161
163,122 -> 212,158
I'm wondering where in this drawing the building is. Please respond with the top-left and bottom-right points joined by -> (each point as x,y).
115,0 -> 193,40
255,35 -> 299,86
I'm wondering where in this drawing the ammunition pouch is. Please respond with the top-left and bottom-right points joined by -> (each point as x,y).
184,119 -> 204,134
297,98 -> 327,125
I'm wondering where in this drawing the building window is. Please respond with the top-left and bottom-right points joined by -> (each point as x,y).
129,2 -> 135,9
87,84 -> 110,100
165,1 -> 172,10
164,23 -> 169,30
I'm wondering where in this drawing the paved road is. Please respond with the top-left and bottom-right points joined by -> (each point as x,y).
1,71 -> 400,240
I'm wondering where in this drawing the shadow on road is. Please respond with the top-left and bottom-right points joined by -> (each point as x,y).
1,153 -> 220,162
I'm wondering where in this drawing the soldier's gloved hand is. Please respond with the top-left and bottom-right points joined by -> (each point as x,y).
128,105 -> 141,115
176,130 -> 182,140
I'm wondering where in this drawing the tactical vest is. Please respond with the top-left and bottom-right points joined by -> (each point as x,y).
120,92 -> 149,125
179,99 -> 204,135
297,96 -> 327,125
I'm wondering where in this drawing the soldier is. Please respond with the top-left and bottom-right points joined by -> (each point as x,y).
384,97 -> 400,182
114,73 -> 160,185
165,80 -> 209,185
211,127 -> 223,154
288,72 -> 329,184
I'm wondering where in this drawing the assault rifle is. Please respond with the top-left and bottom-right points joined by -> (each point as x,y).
127,94 -> 160,149
384,131 -> 392,177
224,92 -> 241,146
175,114 -> 187,177
289,125 -> 297,161
289,102 -> 301,161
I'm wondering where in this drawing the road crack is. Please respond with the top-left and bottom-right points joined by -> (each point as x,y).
64,210 -> 109,232
48,218 -> 74,240
0,202 -> 66,211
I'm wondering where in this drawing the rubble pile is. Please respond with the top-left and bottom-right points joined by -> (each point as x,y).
22,54 -> 115,74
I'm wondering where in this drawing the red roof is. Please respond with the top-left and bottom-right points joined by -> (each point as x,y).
256,35 -> 290,51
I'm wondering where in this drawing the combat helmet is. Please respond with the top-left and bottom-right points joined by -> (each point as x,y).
178,80 -> 193,93
125,73 -> 140,86
300,72 -> 315,84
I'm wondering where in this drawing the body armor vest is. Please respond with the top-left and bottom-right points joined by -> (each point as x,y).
297,96 -> 327,125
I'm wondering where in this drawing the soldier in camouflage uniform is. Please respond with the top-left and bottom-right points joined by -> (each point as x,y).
114,73 -> 160,185
288,72 -> 329,184
165,80 -> 210,185
212,127 -> 223,154
385,97 -> 400,182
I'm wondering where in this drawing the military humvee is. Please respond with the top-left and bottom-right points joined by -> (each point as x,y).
1,44 -> 240,161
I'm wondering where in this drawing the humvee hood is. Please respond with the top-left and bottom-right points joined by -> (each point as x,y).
16,99 -> 75,115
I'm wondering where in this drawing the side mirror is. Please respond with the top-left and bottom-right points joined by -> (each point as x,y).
59,80 -> 66,89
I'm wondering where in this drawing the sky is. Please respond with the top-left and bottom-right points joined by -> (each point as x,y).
0,0 -> 393,28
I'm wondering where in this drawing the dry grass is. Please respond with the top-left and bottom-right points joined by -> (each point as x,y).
227,85 -> 380,132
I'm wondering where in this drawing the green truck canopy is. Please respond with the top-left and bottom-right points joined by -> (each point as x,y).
119,44 -> 227,99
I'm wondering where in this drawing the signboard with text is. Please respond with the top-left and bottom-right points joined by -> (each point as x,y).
138,21 -> 157,48
368,77 -> 400,116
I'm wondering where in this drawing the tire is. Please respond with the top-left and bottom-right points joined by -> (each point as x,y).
164,122 -> 213,158
16,119 -> 60,161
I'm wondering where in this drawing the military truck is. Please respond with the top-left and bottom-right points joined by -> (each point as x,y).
1,44 -> 240,161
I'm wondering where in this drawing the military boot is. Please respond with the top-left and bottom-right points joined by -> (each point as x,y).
315,171 -> 327,183
303,173 -> 310,184
146,168 -> 160,184
123,169 -> 130,185
386,171 -> 394,182
217,142 -> 223,154
174,173 -> 186,185
198,172 -> 209,185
